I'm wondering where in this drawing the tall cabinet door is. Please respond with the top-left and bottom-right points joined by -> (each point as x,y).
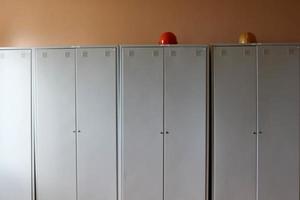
258,46 -> 299,200
0,50 -> 32,200
77,48 -> 117,200
121,47 -> 164,200
36,49 -> 77,200
213,46 -> 257,200
164,47 -> 207,200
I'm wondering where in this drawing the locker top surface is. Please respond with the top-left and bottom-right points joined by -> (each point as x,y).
0,45 -> 208,50
0,45 -> 118,50
34,45 -> 118,49
1,43 -> 300,50
0,45 -> 208,49
0,47 -> 32,50
212,43 -> 300,47
120,44 -> 209,48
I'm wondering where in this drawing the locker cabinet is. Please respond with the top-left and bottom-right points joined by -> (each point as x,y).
213,45 -> 300,200
120,46 -> 208,200
35,47 -> 117,200
0,49 -> 32,200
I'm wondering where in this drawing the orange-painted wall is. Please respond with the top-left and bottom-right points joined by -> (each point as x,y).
0,0 -> 300,46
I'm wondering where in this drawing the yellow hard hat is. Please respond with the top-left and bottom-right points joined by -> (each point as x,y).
239,32 -> 257,44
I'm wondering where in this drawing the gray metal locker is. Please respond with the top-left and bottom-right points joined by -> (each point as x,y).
77,47 -> 117,200
120,46 -> 207,200
258,45 -> 299,200
35,47 -> 117,200
213,44 -> 300,200
0,49 -> 32,200
213,46 -> 257,200
121,47 -> 164,200
35,48 -> 77,200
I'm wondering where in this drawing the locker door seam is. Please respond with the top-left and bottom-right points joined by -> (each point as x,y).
75,48 -> 79,200
163,47 -> 166,200
256,45 -> 259,200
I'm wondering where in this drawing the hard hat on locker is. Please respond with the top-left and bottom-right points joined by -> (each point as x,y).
159,32 -> 178,45
239,32 -> 257,44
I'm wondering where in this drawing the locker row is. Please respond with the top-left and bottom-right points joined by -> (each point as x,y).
0,45 -> 299,200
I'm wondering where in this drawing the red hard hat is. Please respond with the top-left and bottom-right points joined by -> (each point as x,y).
159,32 -> 178,45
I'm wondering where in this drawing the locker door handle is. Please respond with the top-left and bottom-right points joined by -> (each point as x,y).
166,131 -> 169,134
252,131 -> 262,135
72,130 -> 81,133
160,132 -> 164,135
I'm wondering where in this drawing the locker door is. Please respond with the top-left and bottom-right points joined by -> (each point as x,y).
121,47 -> 164,200
213,46 -> 257,200
77,48 -> 117,200
258,46 -> 299,200
164,47 -> 207,200
0,50 -> 32,200
36,49 -> 76,200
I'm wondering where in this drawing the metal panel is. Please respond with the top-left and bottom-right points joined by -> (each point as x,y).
164,47 -> 207,200
35,49 -> 76,200
258,46 -> 299,200
77,48 -> 117,200
121,47 -> 164,200
213,46 -> 257,200
0,50 -> 32,200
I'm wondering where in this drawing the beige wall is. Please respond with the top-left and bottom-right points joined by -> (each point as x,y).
0,0 -> 300,46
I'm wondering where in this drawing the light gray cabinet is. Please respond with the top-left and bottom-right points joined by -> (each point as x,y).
213,45 -> 300,200
0,49 -> 32,200
120,46 -> 208,200
35,47 -> 117,200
